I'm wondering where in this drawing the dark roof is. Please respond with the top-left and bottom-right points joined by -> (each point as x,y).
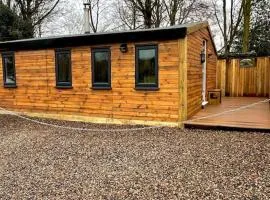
0,22 -> 206,51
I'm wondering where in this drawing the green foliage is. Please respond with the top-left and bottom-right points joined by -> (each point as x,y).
0,3 -> 33,41
233,0 -> 270,56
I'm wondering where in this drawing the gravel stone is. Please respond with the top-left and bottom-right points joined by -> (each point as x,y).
0,115 -> 269,199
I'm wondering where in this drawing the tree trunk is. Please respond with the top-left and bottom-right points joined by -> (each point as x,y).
170,0 -> 178,26
242,0 -> 252,53
143,0 -> 152,28
223,0 -> 228,56
154,0 -> 161,28
132,6 -> 136,29
7,0 -> 11,8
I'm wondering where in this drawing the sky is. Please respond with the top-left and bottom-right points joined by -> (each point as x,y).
42,0 -> 225,50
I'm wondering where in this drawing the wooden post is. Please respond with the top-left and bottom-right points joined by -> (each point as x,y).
178,37 -> 188,128
217,59 -> 226,97
231,59 -> 236,96
268,57 -> 270,99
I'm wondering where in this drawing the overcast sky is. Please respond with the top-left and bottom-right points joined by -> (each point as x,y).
42,0 -> 225,50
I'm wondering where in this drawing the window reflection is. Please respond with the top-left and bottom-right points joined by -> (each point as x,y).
93,51 -> 109,83
4,56 -> 15,84
92,49 -> 111,88
55,50 -> 71,87
138,49 -> 156,84
136,45 -> 158,88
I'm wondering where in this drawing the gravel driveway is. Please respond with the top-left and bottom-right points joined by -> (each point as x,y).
0,114 -> 269,199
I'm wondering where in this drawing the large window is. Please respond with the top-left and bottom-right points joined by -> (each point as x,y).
2,52 -> 16,88
55,49 -> 72,88
91,48 -> 111,89
135,45 -> 158,89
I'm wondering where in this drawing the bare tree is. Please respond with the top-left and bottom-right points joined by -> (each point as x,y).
163,0 -> 179,26
122,0 -> 161,28
223,0 -> 227,54
115,0 -> 212,29
113,0 -> 154,30
164,0 -> 194,25
17,0 -> 61,35
84,0 -> 112,33
1,0 -> 62,37
116,0 -> 141,30
212,0 -> 244,55
42,1 -> 84,36
42,0 -> 114,36
152,0 -> 164,27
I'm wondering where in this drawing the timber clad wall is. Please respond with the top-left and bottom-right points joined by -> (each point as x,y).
0,23 -> 218,125
186,28 -> 217,118
0,41 -> 180,123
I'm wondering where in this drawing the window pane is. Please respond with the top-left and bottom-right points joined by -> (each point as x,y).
138,48 -> 156,84
93,51 -> 109,83
57,53 -> 71,83
4,56 -> 15,84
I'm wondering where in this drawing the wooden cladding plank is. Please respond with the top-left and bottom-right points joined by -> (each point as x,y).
178,37 -> 187,126
216,59 -> 226,96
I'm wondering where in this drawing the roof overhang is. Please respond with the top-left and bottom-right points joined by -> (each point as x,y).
0,21 -> 217,53
0,26 -> 187,52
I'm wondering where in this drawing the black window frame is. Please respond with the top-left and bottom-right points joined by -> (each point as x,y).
55,48 -> 72,88
135,44 -> 159,90
1,52 -> 16,88
91,48 -> 111,90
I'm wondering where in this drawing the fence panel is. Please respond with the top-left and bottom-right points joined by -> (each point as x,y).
217,57 -> 269,97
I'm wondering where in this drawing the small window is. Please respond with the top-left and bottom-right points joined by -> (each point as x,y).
135,45 -> 158,89
2,52 -> 16,88
240,58 -> 256,67
91,48 -> 111,89
55,49 -> 72,88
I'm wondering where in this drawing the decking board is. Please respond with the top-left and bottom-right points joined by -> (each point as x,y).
184,97 -> 270,131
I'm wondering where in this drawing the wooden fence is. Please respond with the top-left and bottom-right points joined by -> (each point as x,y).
217,56 -> 270,97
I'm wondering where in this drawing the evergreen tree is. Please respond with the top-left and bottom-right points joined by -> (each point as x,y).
233,0 -> 270,56
0,3 -> 32,41
249,0 -> 270,56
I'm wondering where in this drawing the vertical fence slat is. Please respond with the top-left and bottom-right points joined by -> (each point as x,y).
216,59 -> 226,96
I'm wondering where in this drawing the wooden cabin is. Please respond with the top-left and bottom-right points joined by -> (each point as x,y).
0,22 -> 217,127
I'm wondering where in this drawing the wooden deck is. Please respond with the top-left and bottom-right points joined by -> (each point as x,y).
184,97 -> 270,132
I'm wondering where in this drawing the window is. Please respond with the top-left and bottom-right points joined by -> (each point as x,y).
135,45 -> 158,89
55,49 -> 72,88
91,48 -> 111,89
2,52 -> 16,88
240,58 -> 256,67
